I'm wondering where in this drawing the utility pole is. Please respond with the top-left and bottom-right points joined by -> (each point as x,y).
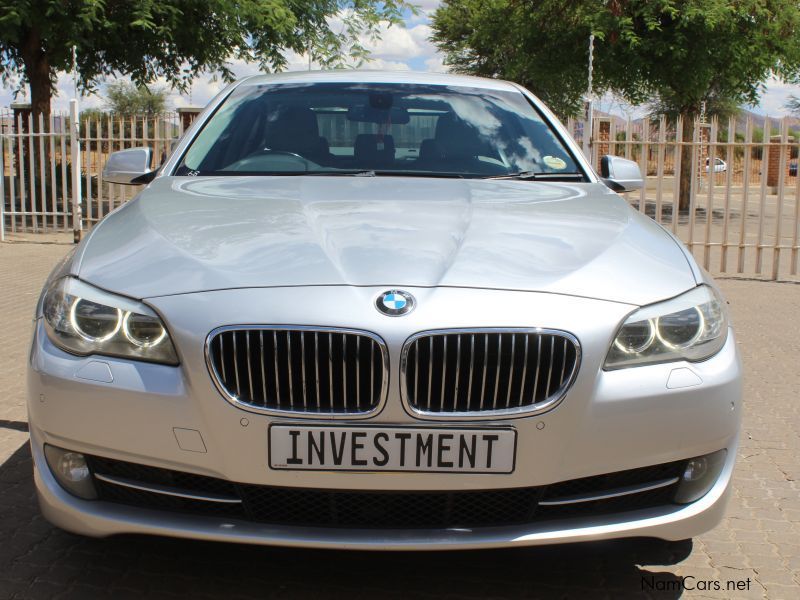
583,34 -> 594,160
699,100 -> 707,188
72,46 -> 79,100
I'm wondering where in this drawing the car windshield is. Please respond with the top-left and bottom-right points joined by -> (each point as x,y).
175,82 -> 584,179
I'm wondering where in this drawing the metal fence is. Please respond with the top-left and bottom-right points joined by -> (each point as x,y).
566,113 -> 799,281
0,101 -> 81,239
1,100 -> 182,242
1,102 -> 799,281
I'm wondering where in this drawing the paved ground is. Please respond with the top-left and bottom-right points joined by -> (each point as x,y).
0,237 -> 798,599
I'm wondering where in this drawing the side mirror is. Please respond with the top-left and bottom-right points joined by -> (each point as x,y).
600,155 -> 644,192
102,147 -> 156,185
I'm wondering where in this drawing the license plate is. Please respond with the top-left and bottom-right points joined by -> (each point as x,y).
269,425 -> 516,473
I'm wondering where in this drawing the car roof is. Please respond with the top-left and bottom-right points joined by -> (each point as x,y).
236,70 -> 521,93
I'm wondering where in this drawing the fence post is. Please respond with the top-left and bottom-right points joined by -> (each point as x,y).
69,99 -> 82,243
0,134 -> 4,242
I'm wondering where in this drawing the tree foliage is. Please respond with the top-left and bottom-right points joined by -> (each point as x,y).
0,0 -> 412,123
432,0 -> 800,209
105,81 -> 169,117
432,0 -> 800,118
786,94 -> 800,117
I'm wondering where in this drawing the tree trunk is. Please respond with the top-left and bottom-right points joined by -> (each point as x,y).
678,111 -> 696,212
21,27 -> 52,132
28,58 -> 52,131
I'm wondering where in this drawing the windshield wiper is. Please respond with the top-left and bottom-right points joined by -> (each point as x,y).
486,172 -> 586,181
302,170 -> 379,176
304,170 -> 468,179
190,169 -> 471,178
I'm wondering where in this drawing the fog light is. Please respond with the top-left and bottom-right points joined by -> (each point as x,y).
682,457 -> 708,481
43,445 -> 97,500
674,449 -> 727,504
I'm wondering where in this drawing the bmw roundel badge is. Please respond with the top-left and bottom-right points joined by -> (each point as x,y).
376,290 -> 415,316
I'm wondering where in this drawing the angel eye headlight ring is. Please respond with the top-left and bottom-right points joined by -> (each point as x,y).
613,318 -> 656,354
655,306 -> 705,350
122,311 -> 168,348
42,277 -> 179,365
69,298 -> 123,343
604,285 -> 728,370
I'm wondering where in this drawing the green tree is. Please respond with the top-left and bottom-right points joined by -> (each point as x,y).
432,0 -> 800,209
105,81 -> 169,117
786,94 -> 800,117
0,0 -> 411,128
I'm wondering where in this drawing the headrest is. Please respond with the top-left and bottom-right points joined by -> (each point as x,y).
354,134 -> 395,159
434,113 -> 483,158
265,106 -> 320,153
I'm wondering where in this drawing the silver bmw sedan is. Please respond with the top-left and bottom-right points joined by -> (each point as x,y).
28,71 -> 741,550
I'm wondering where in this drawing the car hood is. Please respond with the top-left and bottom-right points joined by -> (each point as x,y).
75,176 -> 696,305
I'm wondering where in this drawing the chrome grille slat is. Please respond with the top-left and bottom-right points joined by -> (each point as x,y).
245,331 -> 254,402
259,332 -> 267,405
454,335 -> 462,412
403,329 -> 579,417
532,335 -> 542,403
328,332 -> 334,410
314,332 -> 321,411
369,339 -> 375,410
427,336 -> 434,412
505,334 -> 516,409
341,334 -> 347,412
491,334 -> 502,410
232,332 -> 241,398
273,331 -> 281,405
286,332 -> 295,408
479,334 -> 488,411
413,337 -> 419,408
440,336 -> 448,412
466,334 -> 475,411
518,334 -> 529,407
545,335 -> 555,397
300,331 -> 308,409
219,335 -> 226,389
356,336 -> 361,410
208,327 -> 387,415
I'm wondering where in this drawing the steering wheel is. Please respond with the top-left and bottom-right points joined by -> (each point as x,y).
227,148 -> 314,173
255,148 -> 306,162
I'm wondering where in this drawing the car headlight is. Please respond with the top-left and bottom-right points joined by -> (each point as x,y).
604,285 -> 728,370
41,277 -> 178,365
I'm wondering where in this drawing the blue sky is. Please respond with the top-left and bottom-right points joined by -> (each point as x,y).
2,0 -> 798,118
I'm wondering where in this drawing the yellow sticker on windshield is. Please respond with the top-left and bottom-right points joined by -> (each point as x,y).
543,156 -> 567,170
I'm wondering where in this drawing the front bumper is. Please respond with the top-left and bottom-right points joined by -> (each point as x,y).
28,286 -> 742,549
32,432 -> 736,550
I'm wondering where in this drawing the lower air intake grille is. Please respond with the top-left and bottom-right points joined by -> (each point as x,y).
403,330 -> 580,416
207,327 -> 387,414
86,455 -> 687,529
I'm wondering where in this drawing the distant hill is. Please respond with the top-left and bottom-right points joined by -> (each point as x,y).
735,108 -> 800,131
593,107 -> 799,133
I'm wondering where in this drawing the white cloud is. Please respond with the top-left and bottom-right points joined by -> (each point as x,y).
361,57 -> 413,71
424,55 -> 446,73
411,0 -> 442,16
747,76 -> 800,116
361,21 -> 435,61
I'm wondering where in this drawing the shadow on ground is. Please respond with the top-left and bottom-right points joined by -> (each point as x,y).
0,440 -> 691,599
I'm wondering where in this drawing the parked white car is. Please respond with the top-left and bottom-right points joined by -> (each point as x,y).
29,71 -> 741,550
705,157 -> 727,173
